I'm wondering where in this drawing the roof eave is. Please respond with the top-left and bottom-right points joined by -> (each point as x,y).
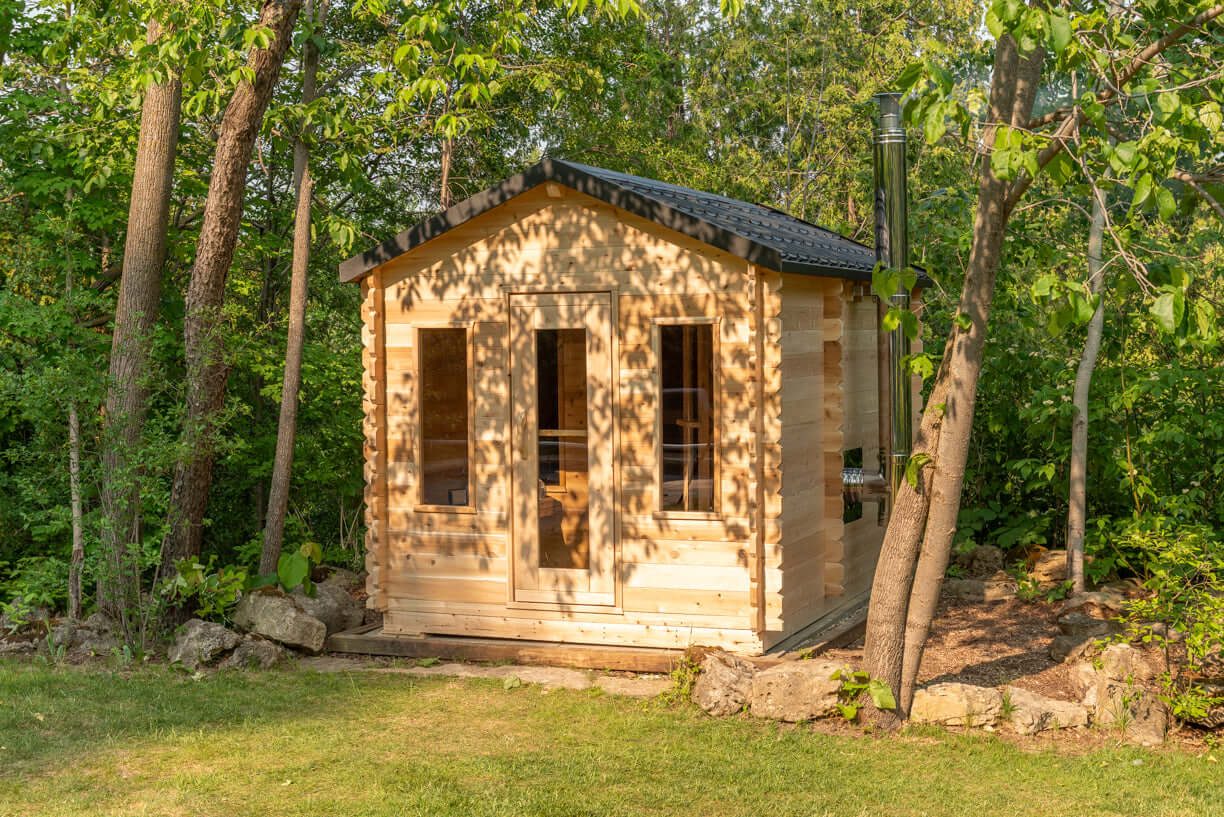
339,158 -> 787,283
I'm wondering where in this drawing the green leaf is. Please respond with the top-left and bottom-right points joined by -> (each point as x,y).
1156,186 -> 1176,220
1132,173 -> 1152,208
868,679 -> 897,710
954,312 -> 973,331
1151,291 -> 1183,332
277,552 -> 310,591
905,452 -> 932,489
299,541 -> 323,563
1048,11 -> 1072,54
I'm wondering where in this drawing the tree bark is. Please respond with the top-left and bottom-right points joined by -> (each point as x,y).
1067,189 -> 1107,593
96,19 -> 182,617
261,0 -> 326,576
895,40 -> 1046,715
161,0 -> 304,582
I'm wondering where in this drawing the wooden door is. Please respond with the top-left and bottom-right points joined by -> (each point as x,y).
510,292 -> 615,606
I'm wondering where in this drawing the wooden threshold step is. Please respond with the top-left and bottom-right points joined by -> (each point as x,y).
327,626 -> 686,673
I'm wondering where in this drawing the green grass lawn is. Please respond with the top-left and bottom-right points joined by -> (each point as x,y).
1,659 -> 1220,817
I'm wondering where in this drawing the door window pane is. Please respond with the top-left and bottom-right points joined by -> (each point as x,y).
660,324 -> 715,512
419,328 -> 469,506
536,328 -> 590,569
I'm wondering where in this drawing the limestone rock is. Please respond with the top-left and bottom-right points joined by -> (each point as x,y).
291,580 -> 363,636
1049,634 -> 1100,663
1058,612 -> 1117,640
692,651 -> 756,716
322,567 -> 361,587
910,683 -> 1003,727
218,634 -> 290,670
1004,686 -> 1089,735
946,578 -> 1017,603
168,619 -> 242,670
1100,643 -> 1160,683
956,545 -> 1005,579
233,589 -> 326,653
1031,550 -> 1068,587
1059,591 -> 1124,621
1093,681 -> 1168,746
749,660 -> 843,722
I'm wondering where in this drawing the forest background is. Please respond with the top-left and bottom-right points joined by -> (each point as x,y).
0,0 -> 1220,658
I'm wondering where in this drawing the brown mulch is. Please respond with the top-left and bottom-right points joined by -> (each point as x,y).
824,591 -> 1082,699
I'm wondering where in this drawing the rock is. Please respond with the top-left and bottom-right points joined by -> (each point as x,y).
1059,591 -> 1124,620
290,581 -> 364,636
1049,634 -> 1100,663
47,622 -> 88,649
78,629 -> 119,654
218,635 -> 290,670
749,660 -> 843,722
1058,611 -> 1116,639
595,675 -> 672,699
362,607 -> 384,628
82,612 -> 116,633
1031,550 -> 1068,587
168,619 -> 242,670
0,640 -> 35,655
910,683 -> 1004,727
322,567 -> 361,587
1198,646 -> 1224,681
233,589 -> 326,653
1003,686 -> 1089,735
945,578 -> 1017,603
692,651 -> 756,716
1100,643 -> 1160,682
1093,681 -> 1168,746
956,545 -> 1005,579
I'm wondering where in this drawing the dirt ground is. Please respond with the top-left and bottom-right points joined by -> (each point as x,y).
823,592 -> 1083,701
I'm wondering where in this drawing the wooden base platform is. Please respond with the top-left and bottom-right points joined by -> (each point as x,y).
326,625 -> 687,673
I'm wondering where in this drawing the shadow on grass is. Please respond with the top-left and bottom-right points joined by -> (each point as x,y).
0,658 -> 399,776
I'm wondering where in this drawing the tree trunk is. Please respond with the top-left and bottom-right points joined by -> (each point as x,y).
67,404 -> 84,621
862,33 -> 1047,718
894,40 -> 1046,715
96,19 -> 182,618
161,0 -> 304,583
261,0 -> 326,576
1067,189 -> 1107,593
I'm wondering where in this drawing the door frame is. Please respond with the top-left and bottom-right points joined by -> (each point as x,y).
504,287 -> 621,611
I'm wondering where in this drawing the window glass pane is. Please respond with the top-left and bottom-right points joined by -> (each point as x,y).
419,328 -> 469,506
536,328 -> 590,569
660,324 -> 715,512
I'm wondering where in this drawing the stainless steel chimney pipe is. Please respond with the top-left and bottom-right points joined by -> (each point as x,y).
873,92 -> 913,502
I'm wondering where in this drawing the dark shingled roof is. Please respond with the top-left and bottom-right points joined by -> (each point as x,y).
340,158 -> 928,285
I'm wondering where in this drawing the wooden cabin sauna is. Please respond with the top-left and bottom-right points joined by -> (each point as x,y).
340,102 -> 924,655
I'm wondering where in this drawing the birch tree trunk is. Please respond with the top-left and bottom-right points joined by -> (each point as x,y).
161,0 -> 304,584
261,0 -> 326,576
96,18 -> 182,618
1067,189 -> 1108,593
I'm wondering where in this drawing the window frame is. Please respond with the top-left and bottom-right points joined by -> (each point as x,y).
413,322 -> 476,514
652,316 -> 722,520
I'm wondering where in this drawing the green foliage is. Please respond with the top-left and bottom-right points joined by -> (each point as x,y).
0,556 -> 69,612
830,667 -> 896,720
248,541 -> 323,596
162,557 -> 247,623
660,653 -> 702,707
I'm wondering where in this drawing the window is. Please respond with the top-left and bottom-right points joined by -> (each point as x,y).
535,328 -> 590,569
659,323 -> 716,513
418,328 -> 469,506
